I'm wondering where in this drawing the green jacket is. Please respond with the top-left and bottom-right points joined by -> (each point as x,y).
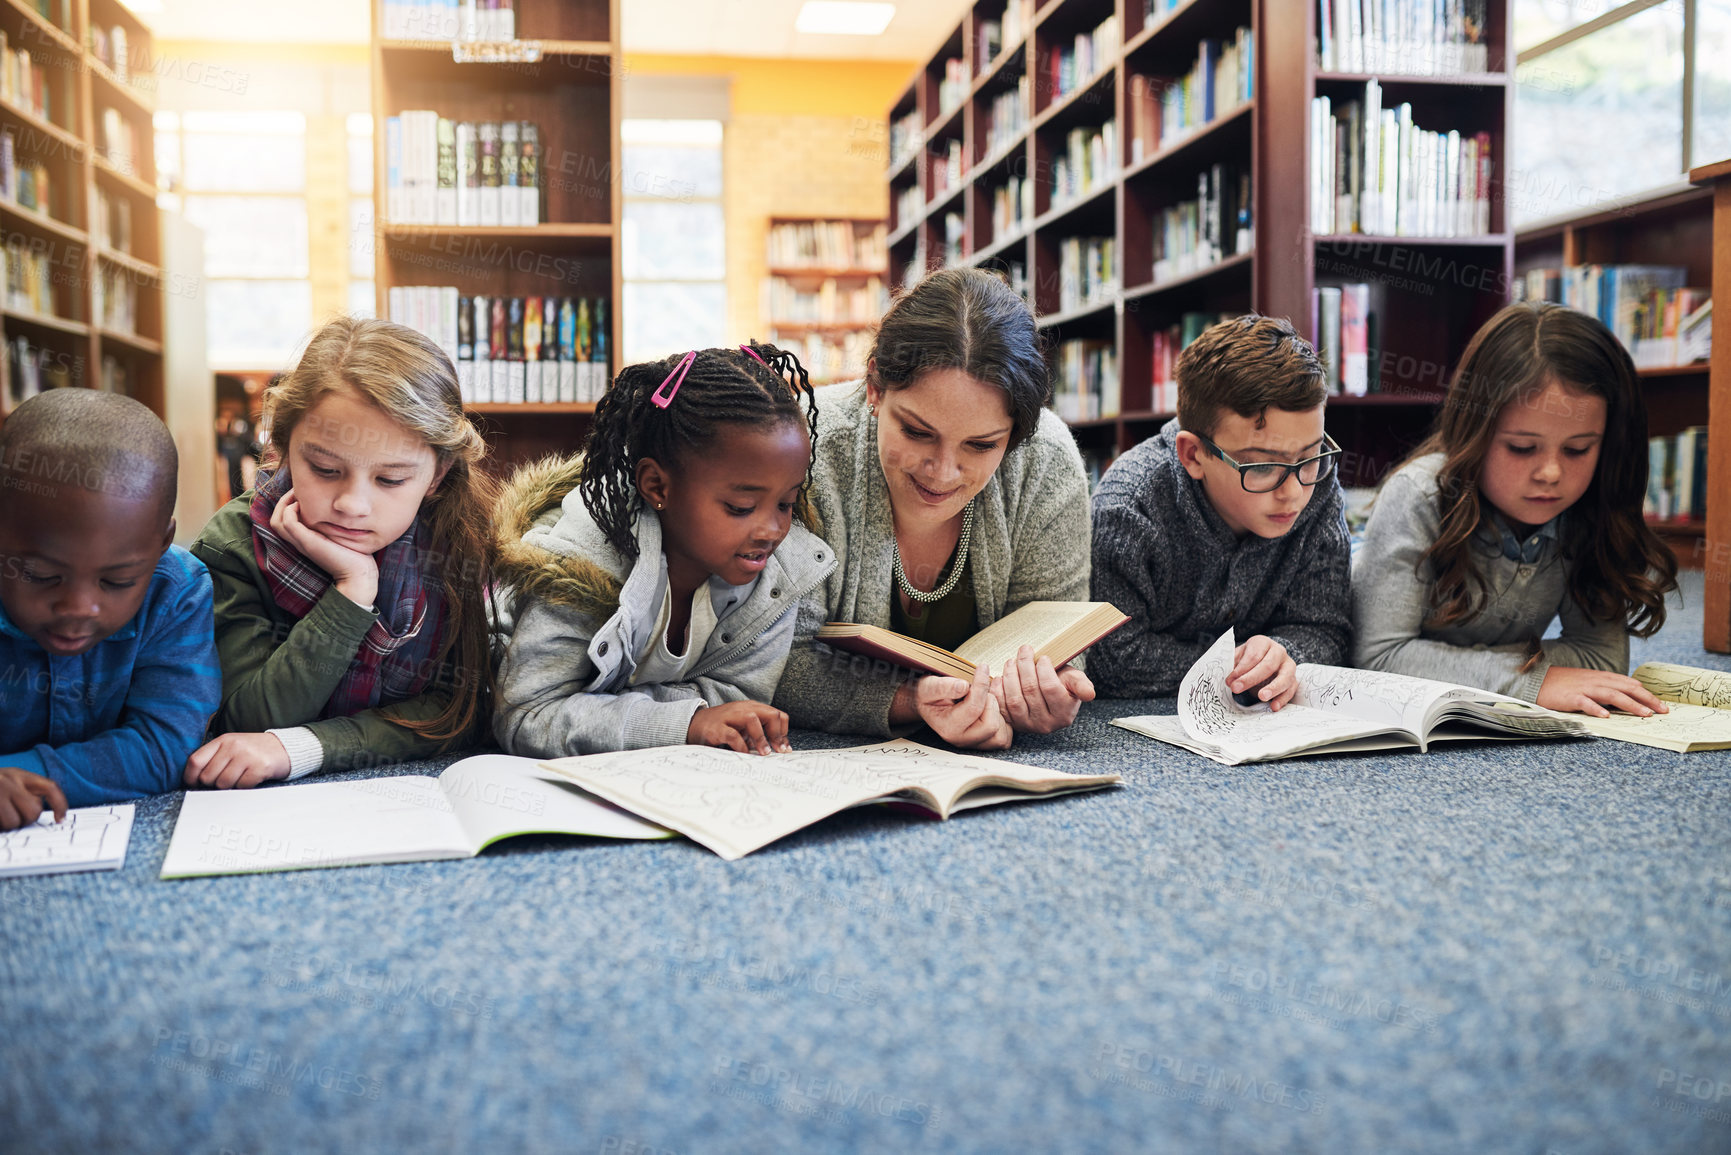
191,494 -> 468,771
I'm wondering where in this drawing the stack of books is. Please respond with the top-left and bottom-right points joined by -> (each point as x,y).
1310,81 -> 1491,237
1516,264 -> 1711,370
1317,0 -> 1490,76
1058,235 -> 1116,313
765,221 -> 887,271
1052,338 -> 1120,422
1647,428 -> 1709,522
382,0 -> 518,41
1049,15 -> 1119,102
1150,312 -> 1228,413
1151,163 -> 1252,285
1127,27 -> 1254,164
388,287 -> 611,405
1050,120 -> 1116,210
385,114 -> 541,227
760,276 -> 887,325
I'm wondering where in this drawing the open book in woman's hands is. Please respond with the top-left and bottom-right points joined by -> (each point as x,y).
816,601 -> 1129,679
1113,629 -> 1589,765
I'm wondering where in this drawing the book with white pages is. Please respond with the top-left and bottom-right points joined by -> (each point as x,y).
160,754 -> 675,878
1112,629 -> 1588,765
1576,661 -> 1731,752
0,804 -> 134,878
537,739 -> 1121,861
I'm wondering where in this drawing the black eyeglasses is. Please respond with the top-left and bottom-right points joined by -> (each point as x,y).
1197,432 -> 1342,493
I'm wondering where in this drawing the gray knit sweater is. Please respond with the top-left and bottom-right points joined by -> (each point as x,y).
1088,419 -> 1352,697
771,383 -> 1093,735
1351,452 -> 1627,701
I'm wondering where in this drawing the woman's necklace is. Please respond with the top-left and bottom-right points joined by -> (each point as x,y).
894,500 -> 974,604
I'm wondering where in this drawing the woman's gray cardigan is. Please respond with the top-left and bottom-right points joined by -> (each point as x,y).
772,382 -> 1093,735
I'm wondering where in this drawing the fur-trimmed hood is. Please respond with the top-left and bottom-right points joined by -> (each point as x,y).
493,454 -> 625,622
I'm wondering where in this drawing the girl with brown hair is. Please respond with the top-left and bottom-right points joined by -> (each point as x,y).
1353,301 -> 1678,717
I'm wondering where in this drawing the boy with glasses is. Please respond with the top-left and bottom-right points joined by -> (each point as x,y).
1089,314 -> 1350,707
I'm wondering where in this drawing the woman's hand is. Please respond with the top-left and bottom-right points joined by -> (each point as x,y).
269,488 -> 379,609
991,645 -> 1094,733
184,733 -> 293,790
910,665 -> 1012,750
1537,666 -> 1669,719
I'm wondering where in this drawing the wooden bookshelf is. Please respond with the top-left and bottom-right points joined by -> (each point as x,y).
1689,158 -> 1731,651
887,0 -> 1515,484
370,0 -> 621,472
0,0 -> 165,424
762,216 -> 888,386
1514,179 -> 1716,573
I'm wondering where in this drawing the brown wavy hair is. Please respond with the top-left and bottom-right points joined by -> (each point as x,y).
1399,301 -> 1676,636
261,315 -> 500,745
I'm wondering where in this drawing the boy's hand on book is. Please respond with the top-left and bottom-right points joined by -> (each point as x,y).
0,767 -> 67,831
1230,637 -> 1298,711
992,645 -> 1095,734
916,666 -> 1013,750
270,489 -> 381,609
1537,667 -> 1669,719
183,733 -> 293,790
687,702 -> 792,755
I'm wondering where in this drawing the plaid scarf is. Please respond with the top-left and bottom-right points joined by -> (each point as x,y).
249,467 -> 448,720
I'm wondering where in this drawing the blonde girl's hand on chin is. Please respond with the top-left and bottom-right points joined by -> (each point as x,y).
268,487 -> 380,608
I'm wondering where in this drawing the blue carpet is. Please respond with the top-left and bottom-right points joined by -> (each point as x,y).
3,571 -> 1730,1154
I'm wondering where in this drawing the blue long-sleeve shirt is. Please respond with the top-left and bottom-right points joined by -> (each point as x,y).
0,545 -> 223,806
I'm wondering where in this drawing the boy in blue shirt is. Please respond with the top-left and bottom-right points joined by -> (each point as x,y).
0,389 -> 221,829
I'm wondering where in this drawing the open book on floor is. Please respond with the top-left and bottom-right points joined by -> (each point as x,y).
160,754 -> 675,878
816,600 -> 1129,680
536,739 -> 1121,860
1577,661 -> 1731,752
1112,629 -> 1588,765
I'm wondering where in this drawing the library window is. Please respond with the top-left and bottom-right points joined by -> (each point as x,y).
1513,0 -> 1727,225
621,118 -> 726,362
156,110 -> 315,367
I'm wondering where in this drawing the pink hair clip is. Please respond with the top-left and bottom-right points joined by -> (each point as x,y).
739,344 -> 768,367
650,350 -> 697,409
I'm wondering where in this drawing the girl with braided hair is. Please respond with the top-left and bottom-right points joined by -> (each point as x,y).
492,342 -> 834,756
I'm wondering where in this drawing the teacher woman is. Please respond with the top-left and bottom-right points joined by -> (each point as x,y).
773,267 -> 1095,750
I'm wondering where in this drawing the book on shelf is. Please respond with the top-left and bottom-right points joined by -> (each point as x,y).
391,286 -> 611,405
100,109 -> 138,177
1311,83 -> 1491,237
99,354 -> 128,396
1078,446 -> 1116,494
1577,664 -> 1731,753
943,211 -> 964,266
894,185 -> 923,234
160,754 -> 673,878
538,739 -> 1122,862
1150,312 -> 1229,413
1316,0 -> 1489,76
1058,235 -> 1116,313
772,329 -> 873,385
0,129 -> 53,219
977,0 -> 1031,70
4,236 -> 58,317
387,113 -> 541,226
766,220 -> 888,271
816,601 -> 1130,681
93,187 -> 133,254
1049,15 -> 1119,102
990,174 -> 1033,242
929,138 -> 964,201
889,107 -> 923,171
1113,628 -> 1587,765
382,0 -> 517,42
938,57 -> 967,119
94,264 -> 139,334
0,31 -> 55,125
1050,119 -> 1116,208
1151,163 -> 1251,284
1311,282 -> 1374,396
1645,427 -> 1708,523
87,23 -> 131,82
760,275 -> 887,326
4,333 -> 74,412
1053,338 -> 1119,422
1127,26 -> 1254,165
1516,265 -> 1710,370
984,75 -> 1030,158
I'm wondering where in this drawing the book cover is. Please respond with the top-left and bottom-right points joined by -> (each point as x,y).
435,117 -> 457,225
523,296 -> 542,403
456,121 -> 477,226
1339,283 -> 1369,396
478,121 -> 500,227
518,121 -> 539,225
499,121 -> 520,227
817,601 -> 1129,681
558,296 -> 577,403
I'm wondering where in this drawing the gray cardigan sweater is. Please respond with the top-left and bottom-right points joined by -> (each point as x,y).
771,382 -> 1092,735
493,482 -> 835,756
1088,418 -> 1352,697
1351,452 -> 1627,700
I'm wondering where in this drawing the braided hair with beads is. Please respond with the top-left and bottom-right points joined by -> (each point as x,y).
578,341 -> 820,560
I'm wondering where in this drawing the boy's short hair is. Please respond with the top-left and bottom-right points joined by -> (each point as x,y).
1176,314 -> 1328,439
0,388 -> 177,521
